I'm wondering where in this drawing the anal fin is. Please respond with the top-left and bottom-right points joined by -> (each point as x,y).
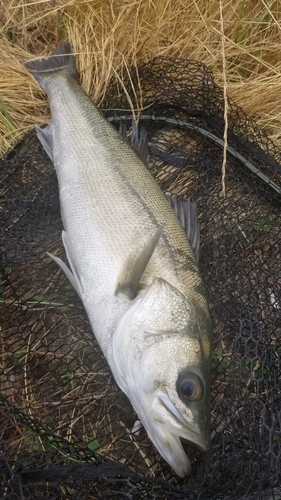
36,124 -> 54,163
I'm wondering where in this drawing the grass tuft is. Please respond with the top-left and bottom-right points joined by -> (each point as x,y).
0,0 -> 281,155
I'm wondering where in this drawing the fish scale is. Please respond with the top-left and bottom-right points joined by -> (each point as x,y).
24,42 -> 213,478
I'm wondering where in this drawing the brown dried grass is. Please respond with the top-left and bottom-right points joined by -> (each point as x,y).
0,0 -> 281,156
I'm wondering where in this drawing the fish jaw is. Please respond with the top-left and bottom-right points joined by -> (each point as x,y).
145,418 -> 193,477
138,388 -> 210,477
149,389 -> 211,451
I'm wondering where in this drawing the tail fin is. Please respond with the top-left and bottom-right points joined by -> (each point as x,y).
24,42 -> 78,92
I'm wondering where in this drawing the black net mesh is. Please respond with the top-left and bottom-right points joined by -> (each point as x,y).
0,56 -> 280,499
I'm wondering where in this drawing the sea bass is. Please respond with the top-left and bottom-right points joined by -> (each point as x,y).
24,43 -> 213,477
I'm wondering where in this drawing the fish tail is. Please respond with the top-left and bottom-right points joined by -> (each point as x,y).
24,42 -> 78,92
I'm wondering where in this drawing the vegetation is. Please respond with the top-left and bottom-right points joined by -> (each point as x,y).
0,0 -> 281,156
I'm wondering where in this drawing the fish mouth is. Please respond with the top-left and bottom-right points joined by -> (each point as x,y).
179,432 -> 209,454
147,424 -> 208,478
144,391 -> 210,477
174,427 -> 210,455
160,427 -> 209,478
158,391 -> 210,450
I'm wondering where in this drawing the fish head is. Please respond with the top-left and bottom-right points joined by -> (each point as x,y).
112,277 -> 213,477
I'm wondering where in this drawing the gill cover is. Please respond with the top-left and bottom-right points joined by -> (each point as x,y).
112,278 -> 196,394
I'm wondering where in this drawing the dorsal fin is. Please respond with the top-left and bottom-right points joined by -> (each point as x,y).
118,119 -> 149,168
166,194 -> 200,261
130,120 -> 149,168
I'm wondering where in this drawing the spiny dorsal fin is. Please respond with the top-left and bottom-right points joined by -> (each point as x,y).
118,120 -> 149,168
131,120 -> 149,168
166,194 -> 200,261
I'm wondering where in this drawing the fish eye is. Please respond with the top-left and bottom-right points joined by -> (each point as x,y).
176,371 -> 204,403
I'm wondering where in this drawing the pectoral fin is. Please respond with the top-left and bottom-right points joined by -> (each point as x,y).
166,194 -> 200,261
116,228 -> 161,299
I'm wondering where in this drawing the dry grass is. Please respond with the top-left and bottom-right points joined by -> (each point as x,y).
0,0 -> 281,156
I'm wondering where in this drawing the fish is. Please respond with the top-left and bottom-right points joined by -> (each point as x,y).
23,42 -> 213,478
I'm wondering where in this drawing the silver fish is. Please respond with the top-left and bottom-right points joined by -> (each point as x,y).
24,43 -> 213,477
